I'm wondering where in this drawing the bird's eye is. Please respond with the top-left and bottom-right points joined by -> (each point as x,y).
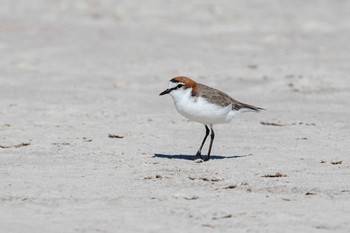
177,84 -> 184,89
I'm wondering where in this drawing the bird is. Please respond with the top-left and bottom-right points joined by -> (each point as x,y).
159,76 -> 264,161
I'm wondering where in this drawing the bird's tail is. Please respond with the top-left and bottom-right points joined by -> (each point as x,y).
239,103 -> 266,112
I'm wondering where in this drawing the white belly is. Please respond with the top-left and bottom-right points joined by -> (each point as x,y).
172,94 -> 238,125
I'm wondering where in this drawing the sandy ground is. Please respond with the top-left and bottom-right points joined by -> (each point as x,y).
1,0 -> 350,232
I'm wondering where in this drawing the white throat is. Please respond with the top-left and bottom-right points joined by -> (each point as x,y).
169,87 -> 192,105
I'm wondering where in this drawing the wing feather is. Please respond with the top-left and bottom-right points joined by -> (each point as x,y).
197,84 -> 264,112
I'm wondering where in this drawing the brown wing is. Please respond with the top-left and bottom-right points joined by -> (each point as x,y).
197,83 -> 264,112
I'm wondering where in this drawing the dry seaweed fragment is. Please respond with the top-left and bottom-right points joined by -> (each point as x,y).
0,143 -> 30,149
212,214 -> 232,220
184,196 -> 199,200
223,185 -> 237,189
331,161 -> 342,165
260,121 -> 285,127
262,172 -> 287,178
305,192 -> 316,195
108,134 -> 124,139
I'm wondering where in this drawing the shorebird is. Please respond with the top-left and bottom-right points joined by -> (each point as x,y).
159,76 -> 264,161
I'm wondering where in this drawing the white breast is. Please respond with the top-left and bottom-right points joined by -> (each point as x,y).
170,88 -> 239,125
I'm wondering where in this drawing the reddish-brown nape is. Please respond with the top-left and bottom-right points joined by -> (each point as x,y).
172,76 -> 199,96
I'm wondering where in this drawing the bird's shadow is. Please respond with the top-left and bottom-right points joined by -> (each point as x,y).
153,153 -> 252,160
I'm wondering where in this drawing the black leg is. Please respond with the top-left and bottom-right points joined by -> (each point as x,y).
196,125 -> 210,158
204,125 -> 215,161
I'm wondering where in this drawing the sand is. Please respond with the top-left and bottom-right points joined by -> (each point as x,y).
1,0 -> 350,232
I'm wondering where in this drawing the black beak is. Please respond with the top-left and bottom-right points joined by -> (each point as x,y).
159,89 -> 171,96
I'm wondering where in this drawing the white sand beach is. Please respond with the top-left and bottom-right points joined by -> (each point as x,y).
1,1 -> 350,232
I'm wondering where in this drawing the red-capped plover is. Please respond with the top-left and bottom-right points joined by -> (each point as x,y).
160,76 -> 264,161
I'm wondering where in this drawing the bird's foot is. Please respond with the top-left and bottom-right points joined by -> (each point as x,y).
190,151 -> 202,160
193,151 -> 210,162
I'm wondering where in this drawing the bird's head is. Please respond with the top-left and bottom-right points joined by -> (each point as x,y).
159,76 -> 198,97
